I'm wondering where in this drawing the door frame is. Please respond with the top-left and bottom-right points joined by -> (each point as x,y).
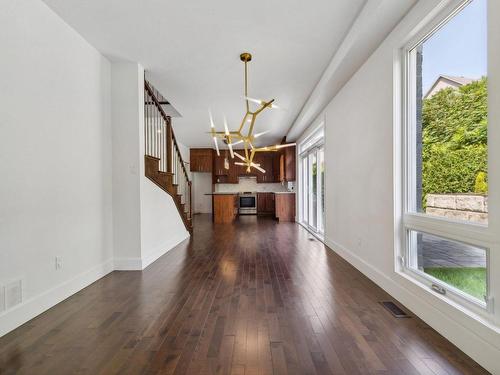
299,141 -> 325,236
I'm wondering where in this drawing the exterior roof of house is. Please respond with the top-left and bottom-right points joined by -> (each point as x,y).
424,75 -> 476,99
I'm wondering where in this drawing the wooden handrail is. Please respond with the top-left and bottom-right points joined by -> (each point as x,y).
144,80 -> 171,125
145,80 -> 190,183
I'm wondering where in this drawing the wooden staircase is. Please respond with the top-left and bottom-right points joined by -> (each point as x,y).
144,80 -> 192,234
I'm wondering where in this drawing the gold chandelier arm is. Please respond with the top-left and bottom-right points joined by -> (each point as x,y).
253,99 -> 275,115
247,113 -> 256,137
211,131 -> 241,136
249,149 -> 256,164
253,142 -> 296,152
244,61 -> 250,113
244,143 -> 249,160
237,112 -> 250,134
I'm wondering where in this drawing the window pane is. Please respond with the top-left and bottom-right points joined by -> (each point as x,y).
318,147 -> 325,234
301,156 -> 308,224
413,0 -> 488,224
408,230 -> 487,301
309,152 -> 317,230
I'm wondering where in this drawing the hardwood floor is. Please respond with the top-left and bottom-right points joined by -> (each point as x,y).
0,215 -> 488,374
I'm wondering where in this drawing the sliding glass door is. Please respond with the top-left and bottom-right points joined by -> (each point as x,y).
300,145 -> 324,236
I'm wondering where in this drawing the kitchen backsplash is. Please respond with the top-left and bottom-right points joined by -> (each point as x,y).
215,176 -> 291,193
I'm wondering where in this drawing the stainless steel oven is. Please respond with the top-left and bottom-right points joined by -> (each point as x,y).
239,192 -> 257,214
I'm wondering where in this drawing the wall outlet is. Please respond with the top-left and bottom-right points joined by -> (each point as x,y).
55,256 -> 63,270
4,280 -> 22,309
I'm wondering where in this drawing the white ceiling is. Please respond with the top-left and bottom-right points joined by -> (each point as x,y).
41,0 -> 413,148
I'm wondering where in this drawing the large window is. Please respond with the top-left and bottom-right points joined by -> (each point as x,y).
299,125 -> 325,237
402,0 -> 491,312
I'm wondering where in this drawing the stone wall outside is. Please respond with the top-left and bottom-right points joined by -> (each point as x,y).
426,194 -> 488,224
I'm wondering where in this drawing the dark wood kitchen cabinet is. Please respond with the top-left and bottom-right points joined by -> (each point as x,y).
213,151 -> 242,183
272,152 -> 282,182
257,192 -> 275,215
190,148 -> 213,172
278,145 -> 296,182
210,148 -> 293,184
213,194 -> 238,223
227,158 -> 240,183
275,193 -> 295,222
254,152 -> 274,183
213,152 -> 228,176
284,145 -> 296,181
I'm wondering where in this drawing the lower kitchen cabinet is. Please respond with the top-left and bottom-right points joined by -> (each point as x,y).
257,192 -> 275,215
213,194 -> 238,223
275,193 -> 295,222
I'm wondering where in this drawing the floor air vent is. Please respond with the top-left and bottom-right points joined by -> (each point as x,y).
380,301 -> 410,318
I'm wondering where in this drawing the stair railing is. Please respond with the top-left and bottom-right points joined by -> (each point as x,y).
144,80 -> 192,225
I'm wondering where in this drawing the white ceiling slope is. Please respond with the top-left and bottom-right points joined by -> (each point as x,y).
42,0 -> 414,147
287,0 -> 417,141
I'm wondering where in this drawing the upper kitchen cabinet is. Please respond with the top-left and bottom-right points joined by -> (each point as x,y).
254,152 -> 274,183
278,145 -> 296,182
284,145 -> 296,181
208,147 -> 294,183
227,157 -> 240,183
272,151 -> 281,182
234,158 -> 249,178
190,148 -> 213,172
213,151 -> 229,176
213,150 -> 242,183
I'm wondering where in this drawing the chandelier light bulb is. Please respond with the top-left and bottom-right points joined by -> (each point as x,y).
213,136 -> 220,156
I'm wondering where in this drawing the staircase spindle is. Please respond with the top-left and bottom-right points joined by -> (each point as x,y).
146,93 -> 151,156
155,105 -> 158,159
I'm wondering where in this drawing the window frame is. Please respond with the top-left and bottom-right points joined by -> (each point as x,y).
400,0 -> 493,315
298,123 -> 325,237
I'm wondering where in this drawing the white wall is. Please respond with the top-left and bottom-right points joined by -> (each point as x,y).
0,0 -> 113,336
301,1 -> 500,372
140,181 -> 190,267
112,62 -> 190,270
0,2 -> 190,337
192,172 -> 213,214
111,62 -> 143,268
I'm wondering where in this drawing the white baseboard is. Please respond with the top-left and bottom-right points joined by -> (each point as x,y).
324,236 -> 500,374
113,257 -> 143,271
141,231 -> 190,269
0,259 -> 114,338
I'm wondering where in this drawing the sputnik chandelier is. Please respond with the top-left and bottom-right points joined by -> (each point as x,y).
209,52 -> 295,173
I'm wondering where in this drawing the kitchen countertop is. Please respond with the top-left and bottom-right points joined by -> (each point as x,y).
205,192 -> 238,195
